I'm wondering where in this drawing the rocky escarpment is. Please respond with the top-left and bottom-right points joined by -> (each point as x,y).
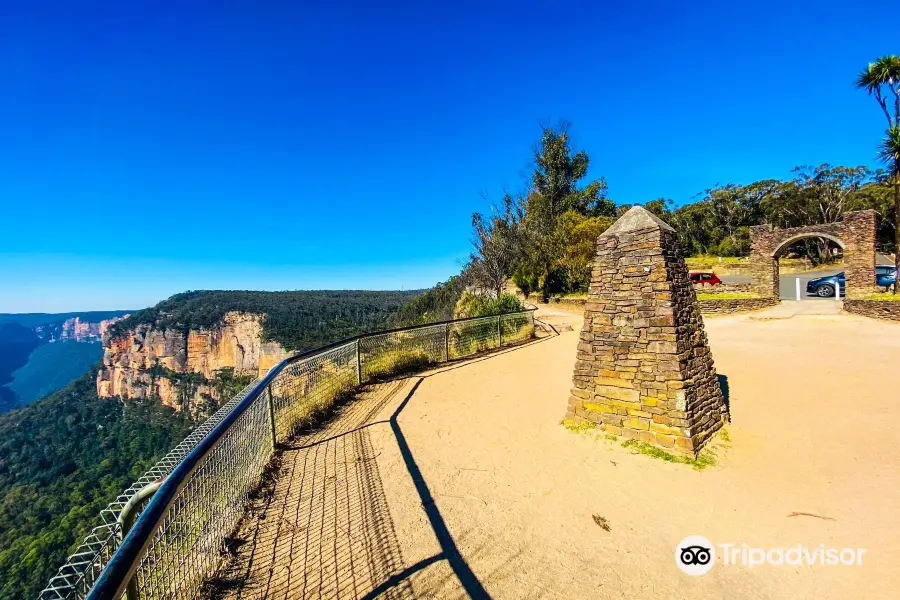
33,315 -> 129,343
59,315 -> 128,342
96,312 -> 289,413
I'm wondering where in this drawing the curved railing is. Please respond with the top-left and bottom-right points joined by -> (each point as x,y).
42,309 -> 535,600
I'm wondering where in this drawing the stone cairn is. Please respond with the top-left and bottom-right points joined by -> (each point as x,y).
566,206 -> 727,456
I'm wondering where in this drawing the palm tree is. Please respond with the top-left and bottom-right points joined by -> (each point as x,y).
857,56 -> 900,291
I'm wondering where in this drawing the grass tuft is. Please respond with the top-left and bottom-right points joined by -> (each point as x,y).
686,256 -> 748,267
859,293 -> 900,301
686,256 -> 814,269
621,439 -> 716,470
364,348 -> 434,380
560,419 -> 598,434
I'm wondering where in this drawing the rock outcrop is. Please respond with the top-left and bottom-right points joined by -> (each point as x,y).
34,315 -> 129,343
62,316 -> 129,342
96,312 -> 289,411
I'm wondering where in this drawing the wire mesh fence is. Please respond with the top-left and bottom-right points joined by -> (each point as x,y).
44,310 -> 534,600
359,322 -> 447,381
129,396 -> 272,599
39,378 -> 263,600
269,340 -> 358,442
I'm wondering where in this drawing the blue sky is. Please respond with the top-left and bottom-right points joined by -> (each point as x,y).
0,0 -> 894,312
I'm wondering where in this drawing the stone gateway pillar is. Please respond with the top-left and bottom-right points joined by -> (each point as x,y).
747,210 -> 877,298
566,206 -> 727,456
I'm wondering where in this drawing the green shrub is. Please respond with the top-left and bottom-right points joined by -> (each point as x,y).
394,275 -> 467,325
512,269 -> 540,298
706,229 -> 750,257
449,319 -> 497,358
453,292 -> 523,319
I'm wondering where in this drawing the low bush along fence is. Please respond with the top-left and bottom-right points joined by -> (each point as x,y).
42,310 -> 536,600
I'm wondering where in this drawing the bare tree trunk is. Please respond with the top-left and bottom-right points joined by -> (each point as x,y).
895,171 -> 900,294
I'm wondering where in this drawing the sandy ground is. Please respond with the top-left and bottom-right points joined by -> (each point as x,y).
215,305 -> 900,599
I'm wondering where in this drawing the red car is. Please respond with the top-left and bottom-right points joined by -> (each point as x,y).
690,272 -> 722,286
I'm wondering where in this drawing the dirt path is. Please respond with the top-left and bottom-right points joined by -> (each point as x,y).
215,307 -> 900,599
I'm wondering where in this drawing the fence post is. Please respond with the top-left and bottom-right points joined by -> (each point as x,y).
444,323 -> 450,362
497,315 -> 503,347
356,338 -> 362,385
266,384 -> 277,450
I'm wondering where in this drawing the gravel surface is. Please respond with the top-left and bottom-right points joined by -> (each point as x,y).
215,306 -> 900,599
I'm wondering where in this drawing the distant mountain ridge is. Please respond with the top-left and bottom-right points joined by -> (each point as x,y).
0,310 -> 132,329
0,310 -> 132,412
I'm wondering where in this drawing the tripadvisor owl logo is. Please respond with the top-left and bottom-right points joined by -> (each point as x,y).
675,535 -> 866,574
676,535 -> 716,576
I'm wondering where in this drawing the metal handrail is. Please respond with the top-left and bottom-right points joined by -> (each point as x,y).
81,308 -> 536,600
39,377 -> 263,600
116,481 -> 164,600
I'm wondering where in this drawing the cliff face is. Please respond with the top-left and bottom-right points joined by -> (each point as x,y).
35,315 -> 129,343
96,312 -> 289,412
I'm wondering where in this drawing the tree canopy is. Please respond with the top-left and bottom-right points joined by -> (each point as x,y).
109,290 -> 421,351
0,371 -> 194,600
464,124 -> 897,300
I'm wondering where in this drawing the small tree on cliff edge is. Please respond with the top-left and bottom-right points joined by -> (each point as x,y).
857,55 -> 900,291
469,194 -> 522,298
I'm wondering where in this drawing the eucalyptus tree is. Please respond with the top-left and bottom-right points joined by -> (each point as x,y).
515,124 -> 614,298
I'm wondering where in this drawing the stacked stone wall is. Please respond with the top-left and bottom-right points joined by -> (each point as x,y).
748,211 -> 876,298
692,282 -> 752,294
841,211 -> 877,298
542,294 -> 778,316
698,298 -> 780,314
844,300 -> 900,321
566,208 -> 727,456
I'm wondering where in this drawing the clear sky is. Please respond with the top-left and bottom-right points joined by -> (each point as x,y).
0,0 -> 894,312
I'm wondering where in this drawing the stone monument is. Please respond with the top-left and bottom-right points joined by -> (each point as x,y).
566,206 -> 727,456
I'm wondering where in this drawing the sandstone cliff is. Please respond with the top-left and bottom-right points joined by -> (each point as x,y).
34,315 -> 129,343
96,311 -> 289,412
61,315 -> 129,342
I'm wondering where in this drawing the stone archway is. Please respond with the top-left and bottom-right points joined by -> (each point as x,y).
748,210 -> 877,299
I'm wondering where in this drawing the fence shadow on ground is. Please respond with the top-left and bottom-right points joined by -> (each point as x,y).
206,380 -> 416,600
205,335 -> 556,600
